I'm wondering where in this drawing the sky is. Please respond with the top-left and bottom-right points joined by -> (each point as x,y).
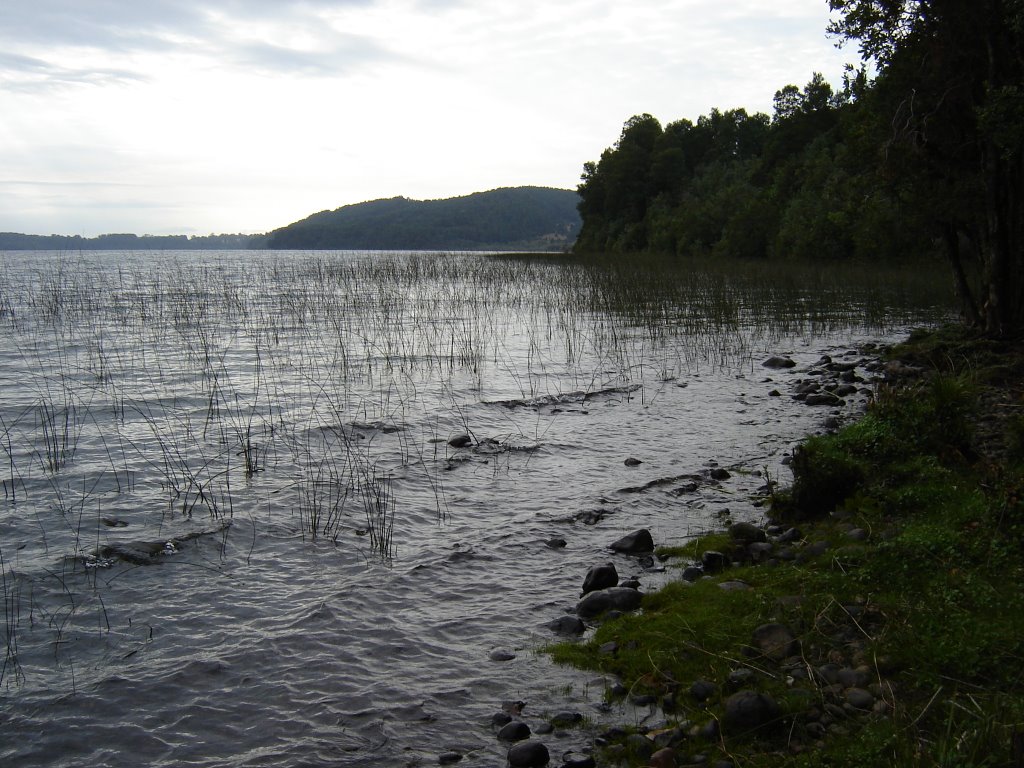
0,0 -> 856,237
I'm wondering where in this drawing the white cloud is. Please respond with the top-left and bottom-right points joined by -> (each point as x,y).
0,0 -> 855,236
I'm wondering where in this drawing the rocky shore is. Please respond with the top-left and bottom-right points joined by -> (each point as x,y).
494,327 -> 1024,767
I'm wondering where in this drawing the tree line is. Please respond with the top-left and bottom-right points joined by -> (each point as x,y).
574,0 -> 1024,336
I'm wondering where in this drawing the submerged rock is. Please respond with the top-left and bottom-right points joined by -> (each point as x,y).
762,356 -> 797,369
545,616 -> 585,636
448,433 -> 473,448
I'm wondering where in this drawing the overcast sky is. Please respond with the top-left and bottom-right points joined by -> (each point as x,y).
0,0 -> 854,236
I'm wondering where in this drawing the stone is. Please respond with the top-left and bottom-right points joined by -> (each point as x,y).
624,734 -> 655,760
490,649 -> 517,662
550,711 -> 583,728
751,623 -> 799,661
624,457 -> 643,466
748,542 -> 774,562
762,356 -> 797,369
845,688 -> 875,711
610,528 -> 655,554
700,550 -> 729,573
507,740 -> 549,767
582,563 -> 618,594
650,747 -> 678,768
681,565 -> 704,582
722,690 -> 782,734
545,616 -> 585,636
729,522 -> 766,543
709,467 -> 731,481
438,751 -> 463,764
498,721 -> 531,742
562,754 -> 595,768
690,679 -> 717,702
576,587 -> 643,620
545,538 -> 567,549
492,712 -> 513,727
448,433 -> 473,448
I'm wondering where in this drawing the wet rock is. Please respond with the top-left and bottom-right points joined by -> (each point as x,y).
748,542 -> 775,562
507,740 -> 550,767
624,457 -> 643,466
498,721 -> 532,742
582,563 -> 618,595
700,550 -> 729,573
624,734 -> 655,760
492,712 -> 514,727
722,690 -> 782,734
709,467 -> 731,481
751,623 -> 799,662
490,649 -> 517,662
545,538 -> 568,549
98,541 -> 170,565
439,751 -> 463,764
610,528 -> 654,554
729,522 -> 766,544
650,746 -> 678,768
619,577 -> 641,590
805,393 -> 844,406
448,433 -> 473,448
576,587 -> 643,620
545,616 -> 585,636
762,356 -> 797,369
101,517 -> 128,527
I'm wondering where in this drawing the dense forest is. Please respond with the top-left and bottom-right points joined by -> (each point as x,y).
575,0 -> 1024,336
265,187 -> 580,251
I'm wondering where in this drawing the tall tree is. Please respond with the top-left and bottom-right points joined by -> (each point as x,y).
829,0 -> 1024,335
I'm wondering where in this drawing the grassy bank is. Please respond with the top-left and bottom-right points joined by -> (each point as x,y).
549,325 -> 1024,766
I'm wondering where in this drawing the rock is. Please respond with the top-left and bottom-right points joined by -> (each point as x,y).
722,690 -> 782,734
624,457 -> 643,466
709,467 -> 731,481
439,751 -> 463,764
576,587 -> 643,620
492,712 -> 513,727
690,679 -> 717,702
729,522 -> 767,543
550,711 -> 583,728
649,746 -> 678,768
507,740 -> 549,767
545,616 -> 585,636
762,356 -> 797,369
610,528 -> 654,554
448,433 -> 473,448
490,649 -> 517,662
624,734 -> 655,760
681,565 -> 704,582
805,393 -> 843,406
498,721 -> 531,742
717,580 -> 752,592
845,688 -> 875,711
582,563 -> 618,594
561,754 -> 596,768
748,542 -> 774,562
751,623 -> 799,661
545,538 -> 567,549
725,668 -> 756,690
700,550 -> 729,573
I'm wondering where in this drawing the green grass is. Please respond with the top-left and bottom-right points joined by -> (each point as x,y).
547,325 -> 1024,767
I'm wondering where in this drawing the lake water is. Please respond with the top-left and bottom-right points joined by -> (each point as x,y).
0,250 -> 950,767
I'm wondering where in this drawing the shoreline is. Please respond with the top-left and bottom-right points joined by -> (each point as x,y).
537,325 -> 1024,767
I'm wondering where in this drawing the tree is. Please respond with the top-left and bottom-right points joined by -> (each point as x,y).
829,0 -> 1024,335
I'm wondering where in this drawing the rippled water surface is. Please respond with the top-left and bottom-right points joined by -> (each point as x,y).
0,251 -> 950,766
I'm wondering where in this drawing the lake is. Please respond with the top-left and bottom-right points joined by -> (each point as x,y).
0,250 -> 951,767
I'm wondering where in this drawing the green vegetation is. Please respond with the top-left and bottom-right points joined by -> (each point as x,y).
548,326 -> 1024,766
574,0 -> 1024,336
264,186 -> 580,251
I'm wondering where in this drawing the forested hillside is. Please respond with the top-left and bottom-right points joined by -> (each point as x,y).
265,186 -> 580,251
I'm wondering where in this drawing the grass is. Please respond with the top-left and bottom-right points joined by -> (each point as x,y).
547,324 -> 1024,767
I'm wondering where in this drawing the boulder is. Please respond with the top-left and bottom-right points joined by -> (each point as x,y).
700,550 -> 729,573
610,528 -> 654,554
582,563 -> 618,594
448,433 -> 473,448
545,616 -> 585,636
576,587 -> 643,620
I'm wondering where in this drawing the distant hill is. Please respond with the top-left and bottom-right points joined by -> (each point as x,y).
0,232 -> 259,251
264,186 -> 581,251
